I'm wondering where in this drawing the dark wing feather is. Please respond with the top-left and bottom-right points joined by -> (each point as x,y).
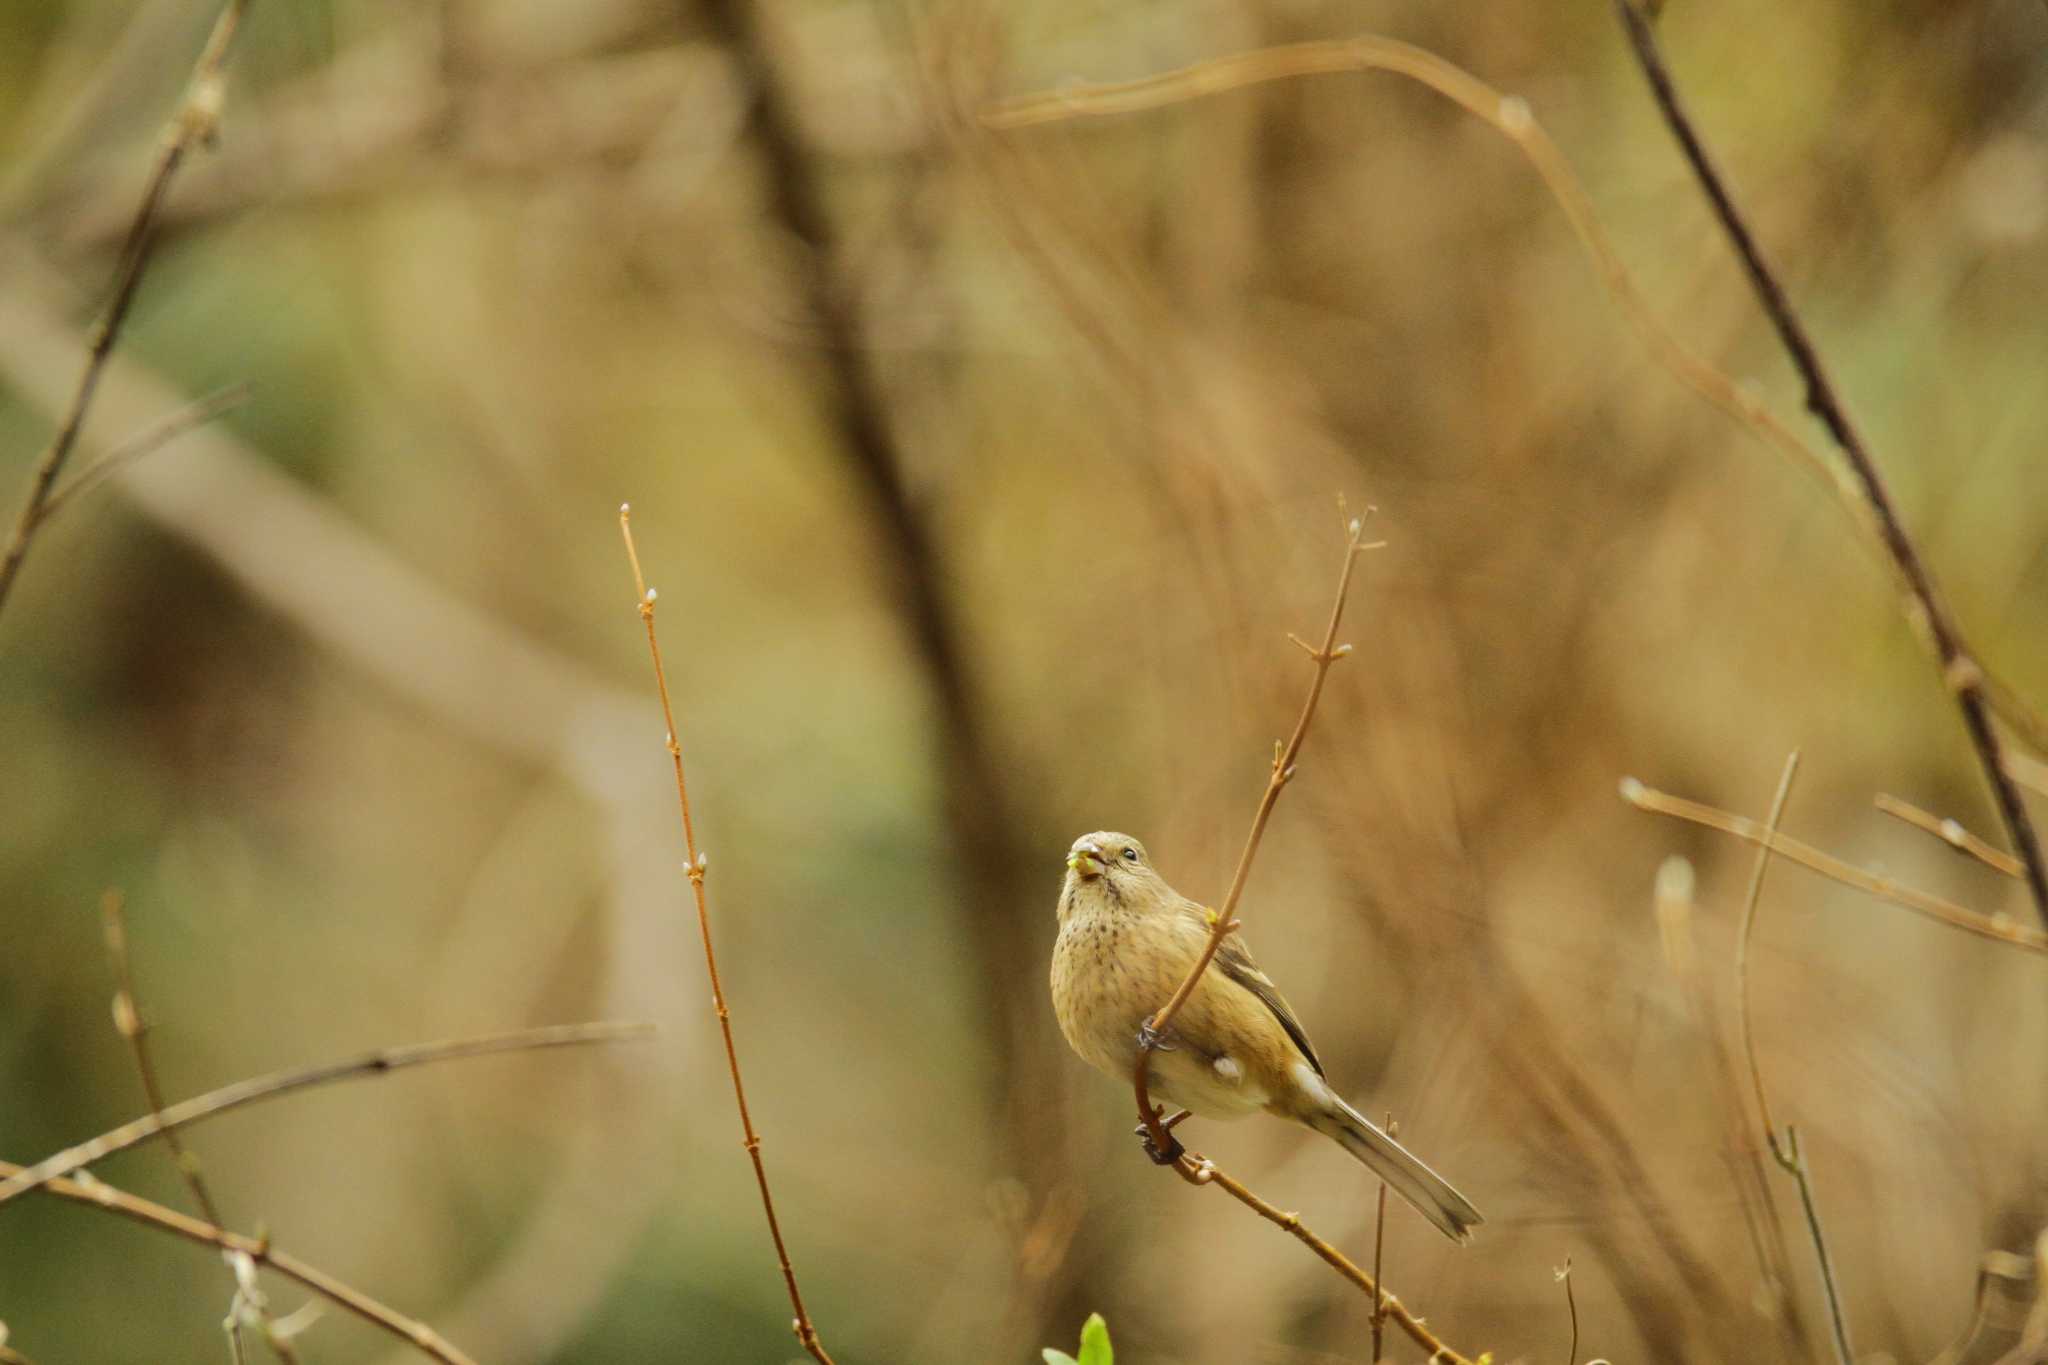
1210,922 -> 1325,1078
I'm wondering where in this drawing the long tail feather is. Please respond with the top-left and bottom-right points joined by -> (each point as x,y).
1306,1099 -> 1483,1244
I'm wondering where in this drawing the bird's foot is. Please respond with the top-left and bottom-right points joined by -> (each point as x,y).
1133,1108 -> 1191,1166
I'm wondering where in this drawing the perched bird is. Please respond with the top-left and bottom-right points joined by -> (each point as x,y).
1049,831 -> 1483,1243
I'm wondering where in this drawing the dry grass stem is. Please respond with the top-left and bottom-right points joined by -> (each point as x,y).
0,0 -> 250,620
1621,778 -> 2048,957
618,505 -> 835,1365
1613,0 -> 2048,927
1875,794 -> 2024,879
1772,1126 -> 1853,1365
99,889 -> 224,1226
1370,1111 -> 1392,1364
2,1159 -> 477,1365
1736,754 -> 1802,1144
1725,754 -> 1854,1365
1133,508 -> 1372,1158
0,1021 -> 652,1207
1557,1257 -> 1580,1365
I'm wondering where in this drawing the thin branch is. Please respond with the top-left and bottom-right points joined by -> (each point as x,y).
1874,793 -> 2023,879
0,1021 -> 652,1208
1176,1152 -> 1479,1365
1620,777 -> 2048,957
1735,753 -> 1802,1146
1772,1127 -> 1853,1365
102,890 -> 308,1364
1134,508 -> 1371,1160
1613,0 -> 2048,928
618,506 -> 833,1365
100,890 -> 224,1226
35,383 -> 252,528
7,1160 -> 477,1365
1556,1257 -> 1580,1365
1723,754 -> 1854,1365
1370,1112 -> 1391,1364
0,0 -> 250,621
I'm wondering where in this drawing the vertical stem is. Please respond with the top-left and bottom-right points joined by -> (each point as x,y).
1780,1127 -> 1854,1365
1134,512 -> 1373,1157
1370,1114 -> 1390,1363
619,507 -> 834,1365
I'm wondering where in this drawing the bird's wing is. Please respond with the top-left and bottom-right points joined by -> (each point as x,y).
1183,900 -> 1326,1077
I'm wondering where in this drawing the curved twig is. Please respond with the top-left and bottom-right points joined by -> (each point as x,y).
8,1160 -> 476,1365
0,1021 -> 652,1208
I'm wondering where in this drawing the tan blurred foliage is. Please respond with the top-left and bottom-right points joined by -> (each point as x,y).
2,1 -> 2046,1362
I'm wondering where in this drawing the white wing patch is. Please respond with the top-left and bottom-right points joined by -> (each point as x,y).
1292,1060 -> 1338,1109
1213,1055 -> 1243,1084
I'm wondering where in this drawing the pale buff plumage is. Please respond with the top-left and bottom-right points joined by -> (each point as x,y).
1049,831 -> 1483,1243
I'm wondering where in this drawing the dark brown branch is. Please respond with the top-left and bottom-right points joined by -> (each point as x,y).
1557,1257 -> 1580,1365
0,1021 -> 652,1207
701,7 -> 1081,1344
619,508 -> 833,1365
0,0 -> 249,621
6,1159 -> 477,1365
1614,0 -> 2048,928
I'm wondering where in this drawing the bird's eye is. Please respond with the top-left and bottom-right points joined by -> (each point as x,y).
1122,847 -> 1139,861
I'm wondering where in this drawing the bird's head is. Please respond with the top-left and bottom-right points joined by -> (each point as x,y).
1059,831 -> 1169,917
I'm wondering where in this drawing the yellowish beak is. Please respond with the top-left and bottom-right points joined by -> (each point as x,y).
1066,846 -> 1105,879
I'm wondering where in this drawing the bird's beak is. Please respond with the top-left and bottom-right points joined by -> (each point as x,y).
1066,844 -> 1105,879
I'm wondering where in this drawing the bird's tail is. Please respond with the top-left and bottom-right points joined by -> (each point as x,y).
1306,1099 -> 1483,1244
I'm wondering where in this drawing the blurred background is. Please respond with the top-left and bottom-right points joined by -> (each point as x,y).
3,1 -> 2047,1361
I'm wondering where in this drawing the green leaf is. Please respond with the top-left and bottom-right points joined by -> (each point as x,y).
1042,1313 -> 1112,1365
1076,1313 -> 1112,1365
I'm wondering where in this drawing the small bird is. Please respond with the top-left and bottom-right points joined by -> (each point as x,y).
1049,831 -> 1483,1243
